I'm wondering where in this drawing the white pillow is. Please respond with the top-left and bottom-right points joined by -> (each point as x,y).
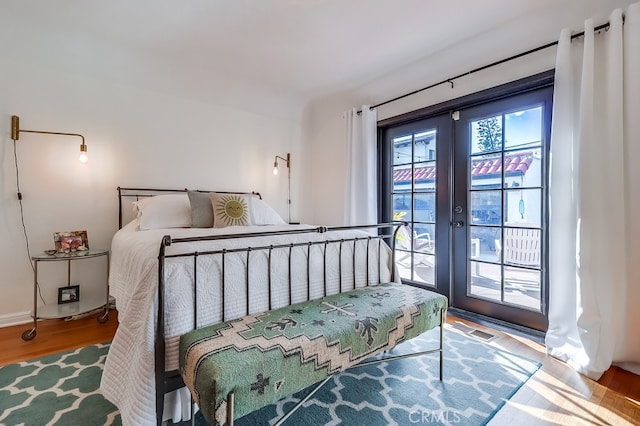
133,194 -> 191,231
251,197 -> 286,225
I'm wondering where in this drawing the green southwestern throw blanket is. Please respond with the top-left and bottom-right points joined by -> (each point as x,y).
180,282 -> 448,425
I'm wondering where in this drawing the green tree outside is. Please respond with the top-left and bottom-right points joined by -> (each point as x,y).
476,117 -> 502,151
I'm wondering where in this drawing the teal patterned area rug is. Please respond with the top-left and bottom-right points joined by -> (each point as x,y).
0,327 -> 540,426
231,326 -> 541,426
0,342 -> 121,426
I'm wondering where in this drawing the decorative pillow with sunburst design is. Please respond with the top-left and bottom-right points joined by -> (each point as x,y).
209,192 -> 252,228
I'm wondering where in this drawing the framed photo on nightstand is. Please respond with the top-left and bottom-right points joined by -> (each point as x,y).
53,230 -> 89,253
58,285 -> 80,304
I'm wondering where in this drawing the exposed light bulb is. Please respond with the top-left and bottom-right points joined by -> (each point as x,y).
79,144 -> 88,164
273,166 -> 279,175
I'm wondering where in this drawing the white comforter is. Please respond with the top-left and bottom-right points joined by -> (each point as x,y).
100,221 -> 394,426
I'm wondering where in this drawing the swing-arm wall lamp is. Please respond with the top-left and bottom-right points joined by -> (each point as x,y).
272,152 -> 292,223
272,153 -> 290,175
11,115 -> 88,163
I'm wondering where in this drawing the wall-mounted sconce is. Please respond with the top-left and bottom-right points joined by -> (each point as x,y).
273,153 -> 292,223
273,153 -> 290,175
11,115 -> 89,163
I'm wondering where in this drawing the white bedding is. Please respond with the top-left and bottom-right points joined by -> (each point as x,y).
100,221 -> 394,425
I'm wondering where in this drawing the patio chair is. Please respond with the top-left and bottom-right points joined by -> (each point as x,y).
395,226 -> 434,267
495,227 -> 540,267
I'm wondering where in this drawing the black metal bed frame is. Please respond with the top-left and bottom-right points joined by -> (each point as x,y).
115,188 -> 443,425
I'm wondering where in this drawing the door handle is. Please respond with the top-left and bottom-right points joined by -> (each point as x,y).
453,221 -> 464,228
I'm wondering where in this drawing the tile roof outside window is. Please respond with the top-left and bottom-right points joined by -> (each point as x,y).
394,151 -> 534,183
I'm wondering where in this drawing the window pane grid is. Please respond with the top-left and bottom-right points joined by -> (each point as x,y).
392,127 -> 437,287
468,107 -> 544,312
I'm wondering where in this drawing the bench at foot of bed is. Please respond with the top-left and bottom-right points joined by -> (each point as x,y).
179,282 -> 448,426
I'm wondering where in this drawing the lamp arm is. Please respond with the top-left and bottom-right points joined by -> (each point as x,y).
11,116 -> 86,146
17,129 -> 86,146
274,154 -> 290,168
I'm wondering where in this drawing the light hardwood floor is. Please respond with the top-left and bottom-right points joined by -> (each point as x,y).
0,311 -> 118,366
459,317 -> 640,426
0,311 -> 638,425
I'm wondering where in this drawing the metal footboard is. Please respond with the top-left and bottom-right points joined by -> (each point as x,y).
155,223 -> 404,425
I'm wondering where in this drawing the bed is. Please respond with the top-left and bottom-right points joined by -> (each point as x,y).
100,188 -> 401,425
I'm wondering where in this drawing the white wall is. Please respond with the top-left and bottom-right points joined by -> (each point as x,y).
0,25 -> 301,324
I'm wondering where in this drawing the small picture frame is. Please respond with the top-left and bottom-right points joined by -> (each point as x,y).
54,231 -> 89,253
58,285 -> 80,304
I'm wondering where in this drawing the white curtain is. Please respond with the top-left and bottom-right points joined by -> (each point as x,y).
344,105 -> 378,225
546,3 -> 640,380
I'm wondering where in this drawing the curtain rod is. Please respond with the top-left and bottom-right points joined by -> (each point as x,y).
358,20 -> 613,114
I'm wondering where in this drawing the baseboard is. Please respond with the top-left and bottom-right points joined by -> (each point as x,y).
0,311 -> 32,328
447,307 -> 546,344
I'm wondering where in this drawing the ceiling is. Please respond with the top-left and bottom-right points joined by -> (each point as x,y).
2,0 -> 636,118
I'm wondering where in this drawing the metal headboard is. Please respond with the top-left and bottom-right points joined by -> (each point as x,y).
116,187 -> 262,229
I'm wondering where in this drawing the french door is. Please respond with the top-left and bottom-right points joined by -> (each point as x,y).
452,88 -> 551,331
381,115 -> 452,296
381,83 -> 552,331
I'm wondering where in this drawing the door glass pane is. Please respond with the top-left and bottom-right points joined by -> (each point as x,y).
471,115 -> 503,154
504,189 -> 541,227
393,165 -> 412,193
469,226 -> 500,263
396,250 -> 412,282
393,129 -> 437,165
504,148 -> 542,188
393,193 -> 412,222
393,135 -> 412,166
414,130 -> 436,161
469,262 -> 501,302
470,190 -> 502,226
413,162 -> 436,190
470,153 -> 502,189
413,253 -> 435,286
412,222 -> 435,253
504,266 -> 541,311
414,193 -> 435,224
505,106 -> 542,149
502,227 -> 541,269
